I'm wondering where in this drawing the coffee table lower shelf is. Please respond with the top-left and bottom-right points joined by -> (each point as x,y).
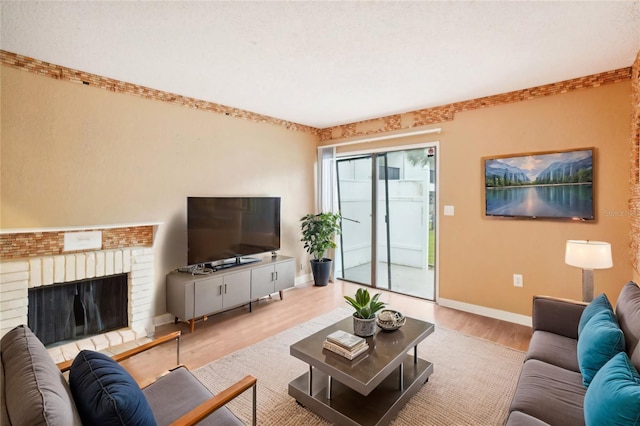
288,355 -> 433,426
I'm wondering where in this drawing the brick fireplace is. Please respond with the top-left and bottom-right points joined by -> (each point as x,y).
0,224 -> 159,362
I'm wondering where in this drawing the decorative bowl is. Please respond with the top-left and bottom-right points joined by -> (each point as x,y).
376,310 -> 406,331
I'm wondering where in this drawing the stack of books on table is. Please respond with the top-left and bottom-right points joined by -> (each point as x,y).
323,330 -> 369,360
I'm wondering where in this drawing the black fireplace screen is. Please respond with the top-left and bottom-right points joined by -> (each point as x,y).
28,274 -> 128,346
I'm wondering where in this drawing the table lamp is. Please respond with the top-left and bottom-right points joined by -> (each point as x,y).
565,240 -> 613,302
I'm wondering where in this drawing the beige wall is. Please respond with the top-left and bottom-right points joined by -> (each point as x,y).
331,81 -> 632,316
1,65 -> 318,316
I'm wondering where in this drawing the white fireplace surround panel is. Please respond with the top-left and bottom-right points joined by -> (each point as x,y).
0,247 -> 155,362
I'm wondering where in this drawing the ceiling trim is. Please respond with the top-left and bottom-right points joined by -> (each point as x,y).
321,68 -> 632,142
1,49 -> 631,143
0,50 -> 320,137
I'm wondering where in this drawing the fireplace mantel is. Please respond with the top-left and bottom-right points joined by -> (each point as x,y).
0,222 -> 161,260
0,221 -> 162,235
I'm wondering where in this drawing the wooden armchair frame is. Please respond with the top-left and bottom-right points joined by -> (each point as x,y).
58,331 -> 257,426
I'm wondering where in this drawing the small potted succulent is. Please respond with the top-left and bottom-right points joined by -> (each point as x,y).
344,288 -> 386,337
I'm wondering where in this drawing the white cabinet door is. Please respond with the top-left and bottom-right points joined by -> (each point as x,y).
274,260 -> 295,292
251,264 -> 276,299
194,276 -> 223,317
223,270 -> 251,308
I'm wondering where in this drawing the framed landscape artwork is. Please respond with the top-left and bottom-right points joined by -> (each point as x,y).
483,148 -> 594,221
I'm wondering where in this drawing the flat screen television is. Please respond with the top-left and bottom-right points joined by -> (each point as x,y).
187,197 -> 281,266
483,148 -> 594,221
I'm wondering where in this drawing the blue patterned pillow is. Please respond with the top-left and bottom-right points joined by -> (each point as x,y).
584,352 -> 640,425
69,350 -> 157,425
578,293 -> 614,336
578,309 -> 625,387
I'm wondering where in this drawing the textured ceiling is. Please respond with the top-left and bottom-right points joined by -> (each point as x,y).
1,1 -> 639,128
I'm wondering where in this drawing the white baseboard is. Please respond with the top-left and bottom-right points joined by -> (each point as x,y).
295,273 -> 313,286
153,313 -> 175,327
438,298 -> 532,327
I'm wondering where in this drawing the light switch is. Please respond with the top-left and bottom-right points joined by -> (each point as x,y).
444,205 -> 455,216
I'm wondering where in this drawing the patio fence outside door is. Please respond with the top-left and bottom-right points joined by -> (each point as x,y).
336,146 -> 437,300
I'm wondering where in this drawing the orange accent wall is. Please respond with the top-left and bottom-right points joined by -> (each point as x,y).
332,82 -> 632,315
631,49 -> 640,279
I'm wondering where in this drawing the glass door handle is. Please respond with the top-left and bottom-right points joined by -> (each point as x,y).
341,216 -> 360,223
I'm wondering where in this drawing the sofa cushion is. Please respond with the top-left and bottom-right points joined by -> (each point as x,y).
578,293 -> 614,336
509,359 -> 585,426
142,366 -> 243,426
577,309 -> 625,387
584,352 -> 640,426
615,281 -> 640,371
532,296 -> 585,339
0,325 -> 82,426
525,330 -> 579,372
0,351 -> 11,426
69,350 -> 156,426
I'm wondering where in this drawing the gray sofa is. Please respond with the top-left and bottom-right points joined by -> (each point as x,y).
0,325 -> 256,425
506,281 -> 640,425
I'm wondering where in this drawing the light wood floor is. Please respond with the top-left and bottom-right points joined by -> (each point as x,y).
121,280 -> 532,387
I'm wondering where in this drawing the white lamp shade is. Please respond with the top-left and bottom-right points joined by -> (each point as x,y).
565,240 -> 613,269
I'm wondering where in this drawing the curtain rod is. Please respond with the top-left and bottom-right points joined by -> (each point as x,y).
319,128 -> 441,149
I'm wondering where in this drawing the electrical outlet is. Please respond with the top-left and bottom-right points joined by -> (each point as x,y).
300,263 -> 303,271
513,274 -> 523,287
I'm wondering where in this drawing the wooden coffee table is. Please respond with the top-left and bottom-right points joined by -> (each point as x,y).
288,316 -> 434,426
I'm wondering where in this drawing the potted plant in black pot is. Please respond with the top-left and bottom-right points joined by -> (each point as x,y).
344,288 -> 386,337
300,212 -> 341,286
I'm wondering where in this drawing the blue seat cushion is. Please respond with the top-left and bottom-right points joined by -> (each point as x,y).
69,350 -> 156,425
584,352 -> 640,425
577,309 -> 625,387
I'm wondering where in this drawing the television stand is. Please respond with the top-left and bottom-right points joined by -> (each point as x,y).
166,255 -> 295,332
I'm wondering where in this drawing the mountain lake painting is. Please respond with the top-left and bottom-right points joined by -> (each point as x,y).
484,148 -> 594,220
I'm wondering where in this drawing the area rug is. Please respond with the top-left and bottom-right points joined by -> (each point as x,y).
193,307 -> 525,425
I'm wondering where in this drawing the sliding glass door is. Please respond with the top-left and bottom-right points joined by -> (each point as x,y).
336,146 -> 436,300
336,156 -> 375,286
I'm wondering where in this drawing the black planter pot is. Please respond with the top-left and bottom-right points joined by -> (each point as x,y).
310,259 -> 332,286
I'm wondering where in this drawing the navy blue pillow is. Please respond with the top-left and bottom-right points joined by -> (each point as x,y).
584,352 -> 640,425
69,350 -> 157,425
578,293 -> 614,337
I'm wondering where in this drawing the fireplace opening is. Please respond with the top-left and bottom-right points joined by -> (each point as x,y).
28,274 -> 128,346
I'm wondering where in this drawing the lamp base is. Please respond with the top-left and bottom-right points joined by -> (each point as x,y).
582,269 -> 594,302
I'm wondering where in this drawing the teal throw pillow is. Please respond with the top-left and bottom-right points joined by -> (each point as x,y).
578,293 -> 614,336
584,352 -> 640,425
577,309 -> 625,387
